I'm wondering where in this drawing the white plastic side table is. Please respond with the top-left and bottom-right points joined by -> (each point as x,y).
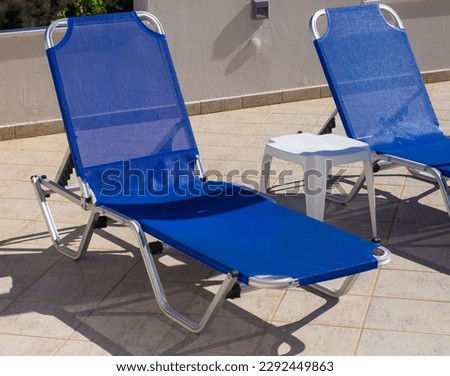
261,133 -> 378,240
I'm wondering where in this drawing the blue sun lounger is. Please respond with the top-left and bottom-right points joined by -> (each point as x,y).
311,4 -> 450,219
31,12 -> 389,333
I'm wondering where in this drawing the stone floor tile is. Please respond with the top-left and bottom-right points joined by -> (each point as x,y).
439,123 -> 450,137
372,170 -> 407,187
196,132 -> 251,148
55,339 -> 120,356
387,223 -> 450,275
383,246 -> 450,274
0,181 -> 37,200
0,245 -> 61,272
243,134 -> 281,149
0,198 -> 41,220
20,271 -> 123,310
272,290 -> 371,328
0,269 -> 43,299
1,83 -> 450,355
401,184 -> 447,207
203,121 -> 263,135
214,109 -> 271,124
158,316 -> 267,355
223,159 -> 286,177
1,219 -> 60,246
436,108 -> 450,121
50,248 -> 139,277
375,184 -> 403,202
357,329 -> 450,356
0,133 -> 66,151
0,163 -> 41,181
257,123 -> 314,137
100,278 -> 199,314
0,218 -> 29,239
201,159 -> 228,173
394,202 -> 448,225
55,338 -> 156,356
189,112 -> 222,131
273,98 -> 331,115
0,179 -> 20,195
199,144 -> 238,161
0,334 -> 65,355
374,269 -> 450,302
365,297 -> 450,335
0,298 -> 12,313
264,113 -> 321,127
233,147 -> 267,163
72,308 -> 174,351
0,300 -> 83,338
255,323 -> 360,356
0,149 -> 60,167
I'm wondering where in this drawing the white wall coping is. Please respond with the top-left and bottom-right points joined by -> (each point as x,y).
0,27 -> 45,39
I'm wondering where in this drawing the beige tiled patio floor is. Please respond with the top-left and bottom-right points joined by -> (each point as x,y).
0,82 -> 449,356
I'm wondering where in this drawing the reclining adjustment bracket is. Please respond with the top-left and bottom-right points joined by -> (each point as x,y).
94,215 -> 109,229
318,108 -> 337,135
373,162 -> 381,173
225,282 -> 241,299
149,240 -> 164,255
56,151 -> 75,187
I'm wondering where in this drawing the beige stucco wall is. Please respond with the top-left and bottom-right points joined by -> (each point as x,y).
135,0 -> 450,102
0,0 -> 449,132
135,0 -> 351,102
0,30 -> 60,129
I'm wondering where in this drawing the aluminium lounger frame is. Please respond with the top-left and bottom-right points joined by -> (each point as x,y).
33,158 -> 388,333
33,166 -> 388,333
310,4 -> 450,218
32,12 -> 389,334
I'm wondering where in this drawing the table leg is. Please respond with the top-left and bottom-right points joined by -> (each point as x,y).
303,158 -> 328,221
260,153 -> 273,192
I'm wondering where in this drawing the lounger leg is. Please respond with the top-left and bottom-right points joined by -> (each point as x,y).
363,157 -> 379,241
31,175 -> 98,260
98,207 -> 239,334
326,171 -> 366,204
309,245 -> 390,298
310,274 -> 360,298
426,167 -> 450,219
377,155 -> 450,220
32,174 -> 237,333
406,165 -> 450,218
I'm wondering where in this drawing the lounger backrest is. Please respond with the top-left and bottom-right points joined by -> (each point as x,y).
313,5 -> 442,150
46,13 -> 198,189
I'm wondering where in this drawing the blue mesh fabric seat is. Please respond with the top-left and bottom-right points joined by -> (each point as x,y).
311,4 -> 450,219
32,11 -> 389,333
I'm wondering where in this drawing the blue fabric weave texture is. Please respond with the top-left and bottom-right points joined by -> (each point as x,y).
46,12 -> 378,285
47,12 -> 198,185
314,5 -> 450,176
